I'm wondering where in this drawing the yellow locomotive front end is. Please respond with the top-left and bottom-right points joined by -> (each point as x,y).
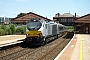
26,30 -> 42,37
25,18 -> 44,45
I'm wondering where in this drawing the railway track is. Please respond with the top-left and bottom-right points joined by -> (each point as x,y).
15,32 -> 73,60
37,32 -> 74,60
0,45 -> 23,57
37,38 -> 66,60
0,32 -> 74,60
0,44 -> 40,60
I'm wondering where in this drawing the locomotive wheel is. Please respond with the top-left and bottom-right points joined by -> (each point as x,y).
57,35 -> 58,39
42,38 -> 46,45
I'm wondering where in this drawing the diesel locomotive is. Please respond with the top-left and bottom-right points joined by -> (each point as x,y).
24,18 -> 65,45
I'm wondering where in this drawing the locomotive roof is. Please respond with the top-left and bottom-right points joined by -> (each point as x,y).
45,21 -> 57,25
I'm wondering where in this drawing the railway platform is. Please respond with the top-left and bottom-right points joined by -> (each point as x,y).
55,34 -> 90,60
0,35 -> 26,47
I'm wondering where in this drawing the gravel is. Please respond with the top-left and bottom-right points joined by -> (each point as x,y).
0,32 -> 74,60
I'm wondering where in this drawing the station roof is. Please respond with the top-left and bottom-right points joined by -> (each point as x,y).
54,13 -> 79,18
11,12 -> 51,23
74,13 -> 90,23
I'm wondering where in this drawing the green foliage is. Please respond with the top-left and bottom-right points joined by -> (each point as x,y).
9,24 -> 15,34
0,28 -> 5,36
17,13 -> 26,17
0,24 -> 7,36
66,26 -> 75,31
66,26 -> 74,29
16,26 -> 26,35
5,28 -> 12,35
0,24 -> 26,36
1,24 -> 7,31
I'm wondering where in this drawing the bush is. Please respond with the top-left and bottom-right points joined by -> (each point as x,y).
0,24 -> 26,36
16,26 -> 26,35
1,24 -> 7,31
0,24 -> 7,36
66,26 -> 74,29
5,28 -> 12,35
9,24 -> 15,34
0,28 -> 5,36
66,26 -> 75,31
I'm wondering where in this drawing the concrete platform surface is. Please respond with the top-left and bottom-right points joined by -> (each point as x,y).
0,35 -> 26,45
55,34 -> 90,60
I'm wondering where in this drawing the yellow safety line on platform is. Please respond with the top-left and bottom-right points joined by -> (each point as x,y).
80,35 -> 82,60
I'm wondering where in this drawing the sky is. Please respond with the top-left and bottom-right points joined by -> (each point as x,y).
0,0 -> 90,19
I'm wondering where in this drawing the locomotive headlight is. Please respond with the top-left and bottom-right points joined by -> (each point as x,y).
38,34 -> 42,38
38,34 -> 41,38
26,34 -> 29,37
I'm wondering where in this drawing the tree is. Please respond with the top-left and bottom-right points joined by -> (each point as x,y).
17,13 -> 26,17
9,24 -> 15,34
1,24 -> 7,31
5,28 -> 12,35
16,26 -> 26,35
0,28 -> 5,36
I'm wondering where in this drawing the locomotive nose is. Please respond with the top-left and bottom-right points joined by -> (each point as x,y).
26,31 -> 42,37
28,27 -> 36,30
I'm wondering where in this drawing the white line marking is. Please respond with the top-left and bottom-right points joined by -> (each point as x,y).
0,41 -> 23,47
0,38 -> 25,47
74,39 -> 76,40
71,45 -> 74,47
0,35 -> 25,37
54,34 -> 75,60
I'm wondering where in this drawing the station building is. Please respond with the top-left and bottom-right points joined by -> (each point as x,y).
11,12 -> 51,24
74,13 -> 90,34
53,13 -> 79,26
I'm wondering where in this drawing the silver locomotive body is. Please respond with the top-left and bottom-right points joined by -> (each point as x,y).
25,18 -> 65,45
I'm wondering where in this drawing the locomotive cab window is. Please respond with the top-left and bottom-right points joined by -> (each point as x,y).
27,19 -> 42,30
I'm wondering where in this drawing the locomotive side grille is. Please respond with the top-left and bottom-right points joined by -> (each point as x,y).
48,24 -> 51,34
52,25 -> 57,35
